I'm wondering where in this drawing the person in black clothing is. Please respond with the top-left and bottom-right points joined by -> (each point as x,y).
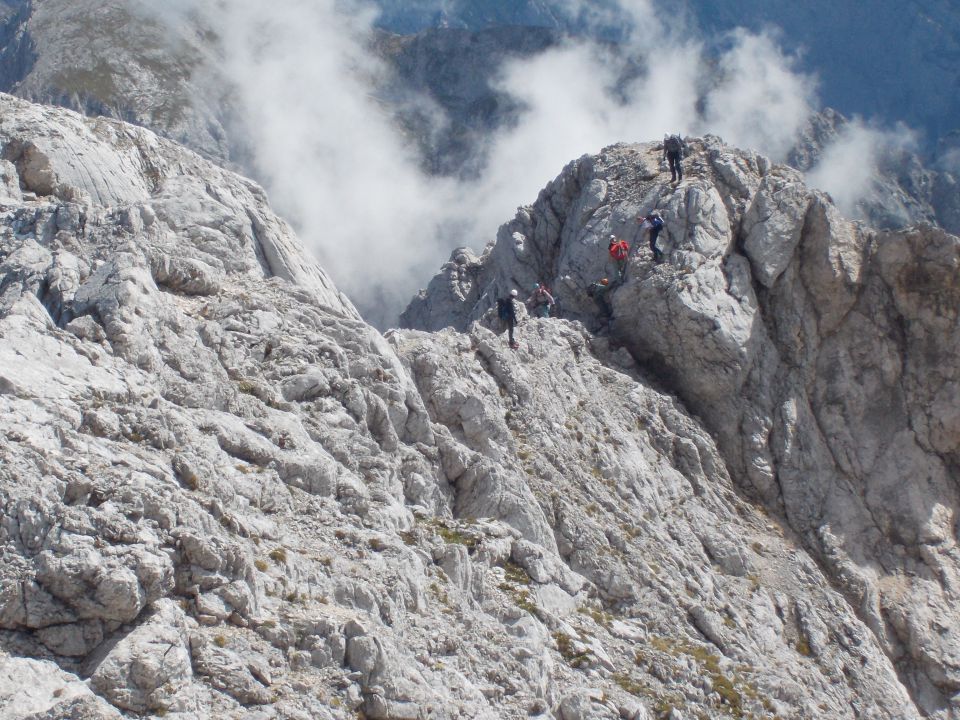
497,288 -> 520,348
663,134 -> 685,183
638,211 -> 665,263
586,278 -> 612,318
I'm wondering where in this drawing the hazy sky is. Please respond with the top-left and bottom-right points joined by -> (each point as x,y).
140,0 -> 895,327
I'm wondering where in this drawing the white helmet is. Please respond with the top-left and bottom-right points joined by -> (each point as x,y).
510,289 -> 518,297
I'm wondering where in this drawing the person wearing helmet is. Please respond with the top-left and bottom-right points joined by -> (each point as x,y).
608,234 -> 630,280
526,282 -> 556,318
586,277 -> 613,319
496,288 -> 521,348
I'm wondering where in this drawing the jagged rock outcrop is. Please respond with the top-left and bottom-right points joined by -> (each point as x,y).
404,137 -> 960,718
0,92 -> 948,718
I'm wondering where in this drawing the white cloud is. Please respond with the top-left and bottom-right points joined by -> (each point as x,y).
139,0 -> 464,327
138,0 -> 840,327
699,30 -> 817,160
941,147 -> 960,176
806,120 -> 916,219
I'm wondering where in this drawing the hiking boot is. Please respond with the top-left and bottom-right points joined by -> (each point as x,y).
509,341 -> 519,349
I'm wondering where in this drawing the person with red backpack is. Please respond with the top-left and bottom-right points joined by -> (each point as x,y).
526,283 -> 555,318
608,234 -> 630,280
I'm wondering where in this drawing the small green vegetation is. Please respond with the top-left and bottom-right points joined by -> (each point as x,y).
254,559 -> 268,572
577,603 -> 613,627
496,559 -> 537,613
646,635 -> 762,718
614,673 -> 647,696
502,560 -> 531,585
497,582 -> 538,615
653,697 -> 682,717
513,588 -> 538,614
429,581 -> 450,607
237,380 -> 257,395
368,537 -> 388,552
553,631 -> 590,668
435,525 -> 477,550
269,548 -> 288,565
213,634 -> 227,648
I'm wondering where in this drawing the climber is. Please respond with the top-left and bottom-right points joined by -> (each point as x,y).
663,133 -> 685,183
608,235 -> 630,280
497,288 -> 520,349
638,211 -> 665,263
526,283 -> 555,318
586,277 -> 613,319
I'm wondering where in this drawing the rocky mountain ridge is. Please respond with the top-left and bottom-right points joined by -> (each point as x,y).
403,135 -> 960,717
0,92 -> 955,719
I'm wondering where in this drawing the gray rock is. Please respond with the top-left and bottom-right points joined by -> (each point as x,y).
0,94 -> 945,720
88,600 -> 193,713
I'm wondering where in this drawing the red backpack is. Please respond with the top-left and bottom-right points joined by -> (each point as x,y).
609,239 -> 629,261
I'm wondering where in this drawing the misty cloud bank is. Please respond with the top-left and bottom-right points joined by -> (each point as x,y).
806,121 -> 918,220
139,0 -> 902,328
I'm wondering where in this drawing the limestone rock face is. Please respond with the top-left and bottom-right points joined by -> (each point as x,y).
405,136 -> 960,718
0,94 -> 947,719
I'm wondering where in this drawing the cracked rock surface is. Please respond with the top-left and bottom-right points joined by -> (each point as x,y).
0,95 -> 951,719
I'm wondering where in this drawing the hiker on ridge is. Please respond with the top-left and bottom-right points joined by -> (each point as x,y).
586,277 -> 613,319
663,133 -> 685,183
526,283 -> 555,318
608,234 -> 630,280
497,288 -> 520,349
638,211 -> 665,263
